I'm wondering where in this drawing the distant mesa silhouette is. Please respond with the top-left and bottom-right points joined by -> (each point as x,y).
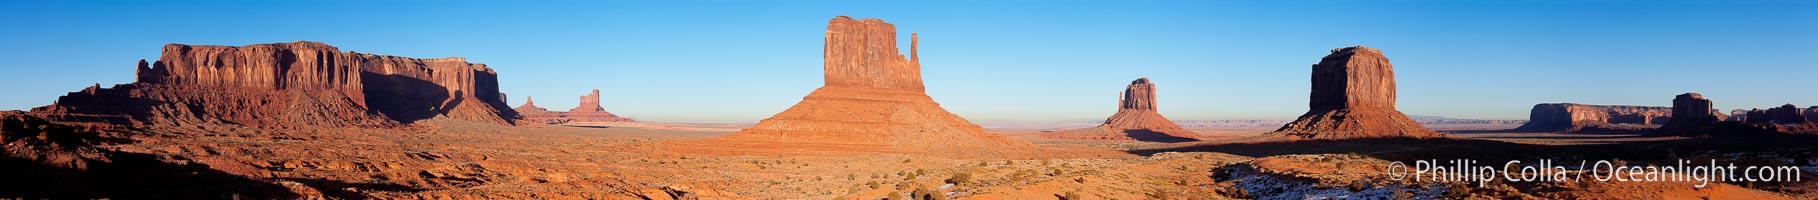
1513,103 -> 1670,133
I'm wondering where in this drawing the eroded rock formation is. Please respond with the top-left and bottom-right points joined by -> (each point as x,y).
563,89 -> 633,123
1653,93 -> 1726,136
1513,103 -> 1671,133
1049,78 -> 1198,142
1269,46 -> 1440,140
1808,106 -> 1818,123
514,96 -> 570,124
690,16 -> 1033,157
1764,104 -> 1809,124
32,41 -> 517,128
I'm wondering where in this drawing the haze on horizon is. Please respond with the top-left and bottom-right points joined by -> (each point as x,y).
2,1 -> 1814,123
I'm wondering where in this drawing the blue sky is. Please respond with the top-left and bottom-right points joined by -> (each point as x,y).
3,1 -> 1815,123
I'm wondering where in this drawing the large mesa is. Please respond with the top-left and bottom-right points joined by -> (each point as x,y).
31,41 -> 518,128
1267,46 -> 1441,140
1513,103 -> 1671,133
685,16 -> 1034,158
1048,78 -> 1198,142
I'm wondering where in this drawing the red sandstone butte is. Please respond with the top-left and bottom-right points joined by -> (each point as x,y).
1652,93 -> 1724,136
1268,46 -> 1441,140
514,96 -> 571,124
31,41 -> 517,128
689,16 -> 1033,157
1049,78 -> 1198,142
1513,103 -> 1671,133
563,89 -> 634,123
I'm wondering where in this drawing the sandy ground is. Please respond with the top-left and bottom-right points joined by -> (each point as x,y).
38,119 -> 1815,199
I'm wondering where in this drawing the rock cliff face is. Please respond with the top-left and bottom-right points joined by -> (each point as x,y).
1513,103 -> 1671,133
1049,78 -> 1198,142
1652,93 -> 1725,136
32,41 -> 518,128
1269,46 -> 1440,140
562,89 -> 634,123
689,16 -> 1033,158
1764,104 -> 1809,124
1808,106 -> 1818,123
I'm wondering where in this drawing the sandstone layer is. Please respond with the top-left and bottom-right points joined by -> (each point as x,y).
688,16 -> 1034,157
562,89 -> 634,123
1048,78 -> 1198,142
1513,103 -> 1671,133
1269,46 -> 1440,140
31,41 -> 517,128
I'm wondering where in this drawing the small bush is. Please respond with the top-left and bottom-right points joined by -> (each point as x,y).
913,187 -> 932,199
946,172 -> 973,185
868,180 -> 881,189
1063,191 -> 1082,200
888,191 -> 905,200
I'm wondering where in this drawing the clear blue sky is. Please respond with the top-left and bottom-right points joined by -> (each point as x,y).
3,1 -> 1815,123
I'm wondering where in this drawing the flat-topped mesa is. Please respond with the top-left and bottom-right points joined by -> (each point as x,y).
686,16 -> 1034,158
1269,46 -> 1441,140
1049,78 -> 1198,142
823,16 -> 923,91
1513,103 -> 1672,133
34,41 -> 518,128
564,89 -> 634,123
1652,93 -> 1724,136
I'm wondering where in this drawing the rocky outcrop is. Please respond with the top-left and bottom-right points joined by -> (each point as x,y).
1653,93 -> 1726,136
32,41 -> 518,128
513,96 -> 569,124
559,89 -> 634,123
1764,104 -> 1809,124
688,16 -> 1034,158
1808,106 -> 1818,123
1513,103 -> 1671,133
1268,46 -> 1440,140
1049,78 -> 1198,142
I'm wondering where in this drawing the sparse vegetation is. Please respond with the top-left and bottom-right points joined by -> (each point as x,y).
946,172 -> 972,185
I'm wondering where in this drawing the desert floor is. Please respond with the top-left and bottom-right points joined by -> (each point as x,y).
37,120 -> 1818,199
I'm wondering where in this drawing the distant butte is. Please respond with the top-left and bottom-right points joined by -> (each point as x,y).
1513,103 -> 1671,133
562,89 -> 635,123
1267,46 -> 1441,140
514,96 -> 571,124
683,16 -> 1036,158
1048,78 -> 1198,142
508,90 -> 634,124
31,41 -> 518,128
